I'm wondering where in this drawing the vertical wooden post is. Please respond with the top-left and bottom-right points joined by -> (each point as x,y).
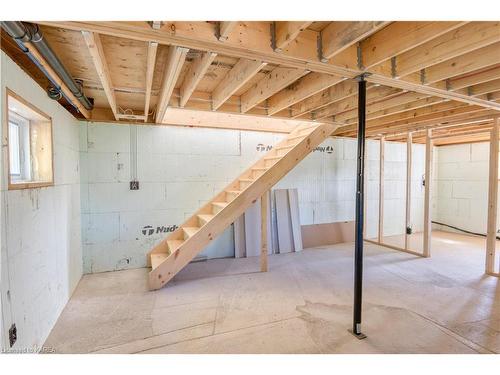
260,190 -> 269,272
378,137 -> 385,243
486,118 -> 499,275
423,129 -> 433,257
405,132 -> 413,250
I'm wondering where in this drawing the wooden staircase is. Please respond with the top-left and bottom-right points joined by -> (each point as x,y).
147,122 -> 338,290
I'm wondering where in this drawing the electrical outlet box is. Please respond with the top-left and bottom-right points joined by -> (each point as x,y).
9,324 -> 16,347
130,181 -> 139,190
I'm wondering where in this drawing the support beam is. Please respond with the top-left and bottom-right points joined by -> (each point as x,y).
405,132 -> 412,250
217,21 -> 237,41
352,75 -> 367,339
212,59 -> 266,111
144,41 -> 158,122
267,73 -> 343,115
486,118 -> 500,275
260,190 -> 269,272
321,21 -> 390,60
81,31 -> 118,120
273,21 -> 312,51
240,67 -> 309,113
378,137 -> 385,243
180,51 -> 217,107
156,45 -> 189,122
423,129 -> 433,257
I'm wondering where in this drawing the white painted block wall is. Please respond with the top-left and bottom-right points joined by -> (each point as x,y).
434,142 -> 490,234
0,51 -> 82,351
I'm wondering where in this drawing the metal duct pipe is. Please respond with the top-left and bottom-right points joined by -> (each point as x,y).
1,21 -> 93,111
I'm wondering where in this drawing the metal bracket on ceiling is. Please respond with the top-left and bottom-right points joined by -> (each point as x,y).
215,22 -> 229,42
467,86 -> 474,96
149,21 -> 162,30
356,42 -> 364,70
317,32 -> 328,63
354,72 -> 371,82
270,22 -> 281,53
390,56 -> 397,78
445,79 -> 452,91
420,69 -> 426,85
487,93 -> 493,101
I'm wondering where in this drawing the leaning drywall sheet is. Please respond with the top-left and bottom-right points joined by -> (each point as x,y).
275,189 -> 295,253
288,188 -> 303,252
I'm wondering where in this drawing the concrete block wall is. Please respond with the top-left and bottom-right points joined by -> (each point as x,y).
81,123 -> 426,273
434,142 -> 490,234
0,51 -> 82,351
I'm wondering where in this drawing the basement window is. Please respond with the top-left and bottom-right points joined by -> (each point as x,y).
6,89 -> 53,190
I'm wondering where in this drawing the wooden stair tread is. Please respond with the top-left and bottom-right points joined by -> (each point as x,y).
239,178 -> 254,182
198,214 -> 215,224
264,154 -> 282,160
183,227 -> 200,238
226,190 -> 242,194
212,201 -> 229,208
167,239 -> 184,251
151,253 -> 168,269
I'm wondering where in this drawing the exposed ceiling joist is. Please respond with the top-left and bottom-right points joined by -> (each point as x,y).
240,67 -> 309,113
359,21 -> 467,69
273,21 -> 312,51
290,80 -> 359,118
81,31 -> 118,120
156,45 -> 189,122
392,21 -> 500,77
320,21 -> 390,60
180,51 -> 217,107
211,59 -> 267,110
37,21 -> 500,112
267,73 -> 344,115
144,41 -> 158,122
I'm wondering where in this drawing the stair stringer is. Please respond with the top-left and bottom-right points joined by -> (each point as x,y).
148,122 -> 338,290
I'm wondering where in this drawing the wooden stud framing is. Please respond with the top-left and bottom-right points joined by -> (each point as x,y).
378,137 -> 385,242
260,190 -> 269,272
211,59 -> 267,111
405,132 -> 412,250
423,129 -> 433,257
180,51 -> 217,107
156,45 -> 189,122
144,41 -> 158,122
273,21 -> 312,51
240,67 -> 309,113
81,31 -> 119,120
486,118 -> 499,274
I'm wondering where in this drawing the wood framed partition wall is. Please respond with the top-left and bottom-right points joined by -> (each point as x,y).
364,131 -> 432,258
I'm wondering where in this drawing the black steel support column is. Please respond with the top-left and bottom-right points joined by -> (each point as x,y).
351,75 -> 367,339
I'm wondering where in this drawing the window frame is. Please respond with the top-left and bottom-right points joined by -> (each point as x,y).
5,88 -> 54,190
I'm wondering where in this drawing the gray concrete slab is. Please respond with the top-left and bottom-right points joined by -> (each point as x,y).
43,231 -> 500,354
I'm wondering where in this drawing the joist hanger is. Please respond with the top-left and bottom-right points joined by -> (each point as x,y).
356,42 -> 364,70
391,57 -> 397,78
316,31 -> 328,63
149,21 -> 162,30
270,22 -> 281,53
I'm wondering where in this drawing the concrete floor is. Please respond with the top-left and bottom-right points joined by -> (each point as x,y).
44,230 -> 500,354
